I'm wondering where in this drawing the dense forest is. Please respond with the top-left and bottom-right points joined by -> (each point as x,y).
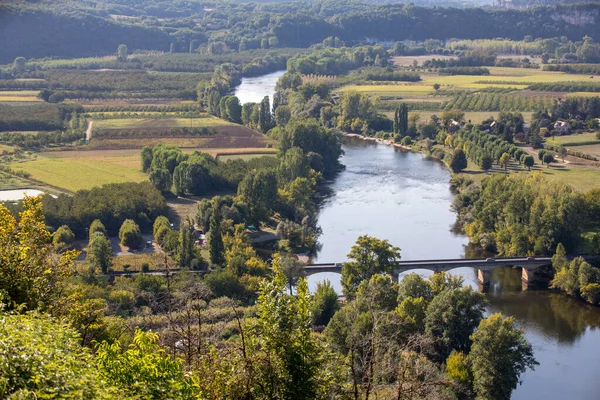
1,0 -> 599,63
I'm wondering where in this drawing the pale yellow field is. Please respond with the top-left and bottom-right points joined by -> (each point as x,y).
0,96 -> 41,102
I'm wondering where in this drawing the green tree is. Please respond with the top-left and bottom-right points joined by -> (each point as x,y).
153,216 -> 171,242
311,280 -> 340,326
552,243 -> 568,271
450,149 -> 468,173
446,350 -> 473,388
208,204 -> 224,265
89,219 -> 107,238
523,155 -> 535,171
341,235 -> 401,299
118,219 -> 143,250
177,220 -> 196,268
425,287 -> 487,360
252,256 -> 326,399
258,95 -> 274,133
275,105 -> 292,127
117,44 -> 128,62
394,103 -> 409,137
470,313 -> 538,400
53,225 -> 75,251
0,197 -> 75,310
0,312 -> 118,399
141,146 -> 153,173
280,255 -> 305,294
558,146 -> 567,161
13,56 -> 26,73
543,153 -> 554,167
499,152 -> 510,171
96,329 -> 198,399
480,154 -> 493,172
87,232 -> 113,274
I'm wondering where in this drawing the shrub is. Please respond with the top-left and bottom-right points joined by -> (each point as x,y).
119,219 -> 143,249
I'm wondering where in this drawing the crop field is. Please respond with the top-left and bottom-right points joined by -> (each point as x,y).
547,132 -> 600,146
337,66 -> 600,114
93,116 -> 235,130
10,153 -> 147,192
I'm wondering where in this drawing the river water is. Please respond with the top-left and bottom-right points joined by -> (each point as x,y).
233,70 -> 286,106
235,73 -> 600,400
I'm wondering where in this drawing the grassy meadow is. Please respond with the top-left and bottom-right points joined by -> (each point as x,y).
10,152 -> 147,192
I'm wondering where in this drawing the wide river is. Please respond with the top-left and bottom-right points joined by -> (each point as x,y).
234,72 -> 600,399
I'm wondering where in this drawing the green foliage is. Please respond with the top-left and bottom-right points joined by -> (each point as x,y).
252,256 -> 328,399
450,149 -> 468,173
464,174 -> 585,255
425,287 -> 487,360
446,351 -> 472,387
87,232 -> 113,274
153,216 -> 171,242
118,219 -> 143,250
89,219 -> 107,238
0,312 -> 118,399
551,256 -> 600,305
470,313 -> 538,400
341,235 -> 401,299
53,224 -> 75,250
208,204 -> 225,265
0,196 -> 78,312
96,329 -> 198,399
311,280 -> 340,326
42,182 -> 167,238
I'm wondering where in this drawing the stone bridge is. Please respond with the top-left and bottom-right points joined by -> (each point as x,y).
304,257 -> 553,287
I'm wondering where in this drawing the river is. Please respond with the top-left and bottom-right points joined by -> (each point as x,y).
233,70 -> 286,106
235,72 -> 600,400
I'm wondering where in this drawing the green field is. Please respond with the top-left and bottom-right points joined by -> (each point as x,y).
336,66 -> 600,111
93,116 -> 235,130
547,132 -> 600,146
10,154 -> 147,192
217,153 -> 277,161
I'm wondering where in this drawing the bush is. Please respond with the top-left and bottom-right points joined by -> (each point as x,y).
53,225 -> 75,250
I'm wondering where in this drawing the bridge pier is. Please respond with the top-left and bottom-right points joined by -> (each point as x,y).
521,266 -> 537,288
477,269 -> 490,287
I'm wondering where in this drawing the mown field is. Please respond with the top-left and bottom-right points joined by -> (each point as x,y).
10,153 -> 148,192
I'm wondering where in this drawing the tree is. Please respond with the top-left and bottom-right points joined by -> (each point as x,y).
89,219 -> 107,238
117,44 -> 128,62
118,219 -> 143,249
394,103 -> 409,137
470,313 -> 538,400
450,149 -> 468,173
480,154 -> 493,172
53,225 -> 75,251
13,56 -> 26,73
543,153 -> 554,167
433,83 -> 441,91
425,287 -> 487,360
153,216 -> 171,242
499,152 -> 510,171
177,220 -> 196,268
0,312 -> 118,399
252,256 -> 326,399
87,232 -> 113,274
537,149 -> 546,162
311,280 -> 339,326
341,235 -> 401,299
558,146 -> 567,161
258,95 -> 274,133
552,243 -> 568,271
96,330 -> 198,399
280,255 -> 305,294
523,155 -> 534,171
208,203 -> 224,265
275,105 -> 292,127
